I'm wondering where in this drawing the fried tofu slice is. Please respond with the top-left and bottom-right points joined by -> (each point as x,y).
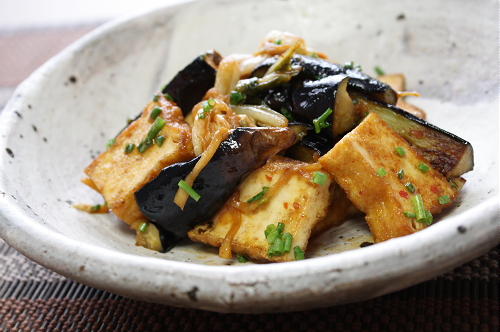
319,113 -> 459,242
85,95 -> 194,225
188,156 -> 331,262
311,184 -> 360,237
378,73 -> 426,119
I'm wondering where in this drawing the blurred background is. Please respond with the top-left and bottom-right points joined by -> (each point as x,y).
0,0 -> 174,108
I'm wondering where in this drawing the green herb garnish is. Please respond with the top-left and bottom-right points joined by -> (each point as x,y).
283,233 -> 293,253
138,117 -> 166,153
137,140 -> 152,153
264,224 -> 276,238
405,182 -> 416,193
155,135 -> 166,147
397,169 -> 405,180
280,107 -> 295,121
404,211 -> 416,218
236,254 -> 248,263
268,237 -> 284,256
164,93 -> 175,102
106,138 -> 116,149
344,61 -> 362,71
395,146 -> 406,157
411,194 -> 433,225
139,222 -> 149,233
178,180 -> 201,202
294,246 -> 305,260
247,186 -> 270,203
438,195 -> 451,205
275,39 -> 282,45
312,108 -> 333,134
276,222 -> 285,234
312,171 -> 328,185
418,163 -> 430,173
377,168 -> 387,177
374,66 -> 385,76
153,95 -> 160,102
90,204 -> 101,212
198,98 -> 216,119
230,91 -> 246,105
124,143 -> 135,154
150,107 -> 162,121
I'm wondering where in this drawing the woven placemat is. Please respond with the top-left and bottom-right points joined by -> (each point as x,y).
0,27 -> 498,332
0,238 -> 498,332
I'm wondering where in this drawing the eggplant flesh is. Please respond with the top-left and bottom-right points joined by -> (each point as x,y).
135,127 -> 297,242
354,97 -> 474,177
162,50 -> 222,115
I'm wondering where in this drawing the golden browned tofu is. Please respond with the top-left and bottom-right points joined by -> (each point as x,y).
188,156 -> 331,262
311,184 -> 360,237
319,113 -> 459,242
85,96 -> 194,225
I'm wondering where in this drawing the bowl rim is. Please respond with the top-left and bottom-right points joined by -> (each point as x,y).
0,1 -> 499,312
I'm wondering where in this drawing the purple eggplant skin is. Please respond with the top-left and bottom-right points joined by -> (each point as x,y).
291,74 -> 347,121
291,55 -> 397,105
162,50 -> 222,115
135,127 -> 297,242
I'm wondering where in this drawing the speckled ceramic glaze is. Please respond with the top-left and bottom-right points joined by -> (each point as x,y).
0,0 -> 498,313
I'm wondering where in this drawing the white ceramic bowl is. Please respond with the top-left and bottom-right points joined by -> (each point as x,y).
0,0 -> 498,313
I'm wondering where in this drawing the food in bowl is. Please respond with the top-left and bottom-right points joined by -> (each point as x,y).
77,31 -> 474,263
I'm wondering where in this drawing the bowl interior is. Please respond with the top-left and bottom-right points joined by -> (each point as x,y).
0,0 -> 498,267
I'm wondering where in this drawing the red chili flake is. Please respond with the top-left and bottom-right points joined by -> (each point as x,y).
265,174 -> 273,181
431,185 -> 442,194
410,130 -> 424,139
283,202 -> 289,209
293,202 -> 300,210
399,190 -> 409,199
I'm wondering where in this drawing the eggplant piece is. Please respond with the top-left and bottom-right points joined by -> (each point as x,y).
162,50 -> 222,114
251,56 -> 279,78
354,97 -> 474,177
291,54 -> 397,104
286,133 -> 333,162
291,75 -> 347,121
135,127 -> 297,241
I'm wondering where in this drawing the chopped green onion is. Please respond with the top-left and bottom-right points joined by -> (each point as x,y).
178,180 -> 201,202
283,233 -> 293,253
246,186 -> 270,203
236,254 -> 248,263
412,194 -> 427,223
90,204 -> 101,212
164,93 -> 175,102
344,61 -> 362,71
423,210 -> 434,225
150,107 -> 162,120
229,91 -> 246,105
310,52 -> 319,58
405,182 -> 416,193
153,95 -> 160,102
106,138 -> 116,149
395,146 -> 406,157
374,66 -> 385,76
312,108 -> 333,134
137,140 -> 152,153
198,98 -> 216,119
124,143 -> 135,154
268,237 -> 284,256
294,246 -> 305,260
146,117 -> 166,142
139,222 -> 149,233
155,135 -> 166,147
438,195 -> 451,205
397,169 -> 405,180
276,222 -> 285,235
377,168 -> 387,177
275,39 -> 282,45
279,107 -> 295,121
404,211 -> 416,218
312,171 -> 328,185
418,163 -> 430,173
264,224 -> 276,238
